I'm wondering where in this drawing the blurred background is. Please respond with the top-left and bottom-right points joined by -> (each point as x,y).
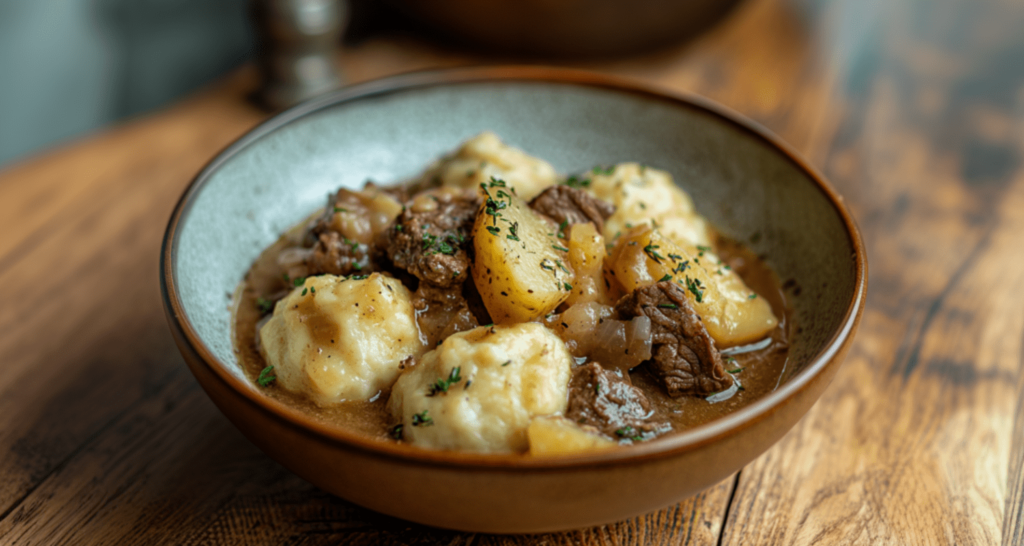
0,0 -> 745,167
0,0 -> 254,166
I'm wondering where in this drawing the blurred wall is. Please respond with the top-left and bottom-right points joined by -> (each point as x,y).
0,0 -> 252,167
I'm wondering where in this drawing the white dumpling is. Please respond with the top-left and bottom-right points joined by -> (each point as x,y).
259,273 -> 425,405
423,131 -> 558,201
586,162 -> 714,248
388,323 -> 573,453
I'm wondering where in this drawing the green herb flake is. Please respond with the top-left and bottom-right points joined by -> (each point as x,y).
727,367 -> 745,374
614,426 -> 644,442
643,243 -> 665,263
557,219 -> 569,239
501,360 -> 512,367
657,303 -> 678,309
292,276 -> 306,287
334,206 -> 347,213
658,274 -> 673,282
411,410 -> 434,427
552,244 -> 570,253
563,175 -> 591,188
748,293 -> 758,300
563,282 -> 573,291
486,226 -> 501,236
257,365 -> 276,386
592,165 -> 615,175
350,274 -> 369,280
391,424 -> 403,440
256,297 -> 274,314
506,221 -> 520,242
428,366 -> 463,396
685,276 -> 705,303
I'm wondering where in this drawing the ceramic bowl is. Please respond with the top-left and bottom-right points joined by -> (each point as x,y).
161,66 -> 866,533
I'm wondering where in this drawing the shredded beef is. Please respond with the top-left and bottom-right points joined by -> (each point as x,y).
528,185 -> 616,233
305,231 -> 374,277
412,284 -> 480,347
565,362 -> 668,440
386,190 -> 480,288
615,281 -> 732,397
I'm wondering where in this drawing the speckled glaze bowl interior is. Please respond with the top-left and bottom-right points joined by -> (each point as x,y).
162,67 -> 866,533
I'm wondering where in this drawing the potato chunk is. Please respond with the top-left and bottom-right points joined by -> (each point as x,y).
422,132 -> 558,201
528,416 -> 616,456
606,226 -> 777,346
259,273 -> 425,405
586,163 -> 713,248
564,222 -> 615,306
389,323 -> 573,453
472,181 -> 574,323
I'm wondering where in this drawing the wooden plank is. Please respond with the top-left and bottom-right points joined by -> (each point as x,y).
720,0 -> 1024,543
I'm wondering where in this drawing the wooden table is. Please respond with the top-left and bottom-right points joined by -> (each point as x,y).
3,0 -> 1023,543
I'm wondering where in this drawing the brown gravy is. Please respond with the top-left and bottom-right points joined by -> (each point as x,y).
232,220 -> 792,445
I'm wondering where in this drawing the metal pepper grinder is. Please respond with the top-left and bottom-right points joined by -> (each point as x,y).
251,0 -> 345,110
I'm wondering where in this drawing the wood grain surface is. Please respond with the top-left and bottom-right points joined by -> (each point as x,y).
2,0 -> 1023,543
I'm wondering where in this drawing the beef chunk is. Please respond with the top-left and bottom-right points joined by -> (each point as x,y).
528,185 -> 616,233
305,231 -> 374,277
386,190 -> 479,287
615,281 -> 732,397
566,362 -> 668,440
412,283 -> 480,347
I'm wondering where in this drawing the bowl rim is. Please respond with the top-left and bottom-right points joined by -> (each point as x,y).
161,65 -> 867,470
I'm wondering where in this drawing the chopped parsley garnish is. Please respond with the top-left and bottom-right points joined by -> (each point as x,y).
696,245 -> 712,252
657,303 -> 678,309
411,410 -> 434,427
427,367 -> 463,396
391,424 -> 403,440
557,219 -> 569,239
551,244 -> 570,252
352,262 -> 362,270
540,259 -> 555,271
488,177 -> 507,188
394,224 -> 403,232
486,226 -> 501,236
506,221 -> 520,241
301,287 -> 308,296
555,260 -> 571,275
643,243 -> 665,263
501,360 -> 512,367
748,293 -> 758,300
310,286 -> 315,294
292,276 -> 306,287
614,426 -> 644,441
334,206 -> 347,213
350,274 -> 369,280
592,165 -> 615,175
256,297 -> 274,314
684,276 -> 705,303
658,274 -> 673,282
563,282 -> 573,291
257,365 -> 276,386
422,232 -> 460,255
668,253 -> 683,261
594,383 -> 601,394
727,367 -> 745,374
563,175 -> 591,188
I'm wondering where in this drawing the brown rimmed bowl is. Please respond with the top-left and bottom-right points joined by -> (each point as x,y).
161,66 -> 867,533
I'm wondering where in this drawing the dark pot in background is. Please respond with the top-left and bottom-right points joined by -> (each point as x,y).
379,0 -> 745,57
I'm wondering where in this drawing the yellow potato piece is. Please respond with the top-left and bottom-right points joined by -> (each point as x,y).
606,226 -> 777,347
528,416 -> 616,456
472,180 -> 574,323
564,222 -> 615,306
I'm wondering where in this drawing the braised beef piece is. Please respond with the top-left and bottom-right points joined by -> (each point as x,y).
528,185 -> 616,233
566,362 -> 668,440
305,231 -> 374,277
413,284 -> 480,347
615,281 -> 732,397
386,190 -> 480,288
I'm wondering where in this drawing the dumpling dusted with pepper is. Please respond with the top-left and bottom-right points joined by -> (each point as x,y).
258,273 -> 426,405
388,323 -> 573,453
